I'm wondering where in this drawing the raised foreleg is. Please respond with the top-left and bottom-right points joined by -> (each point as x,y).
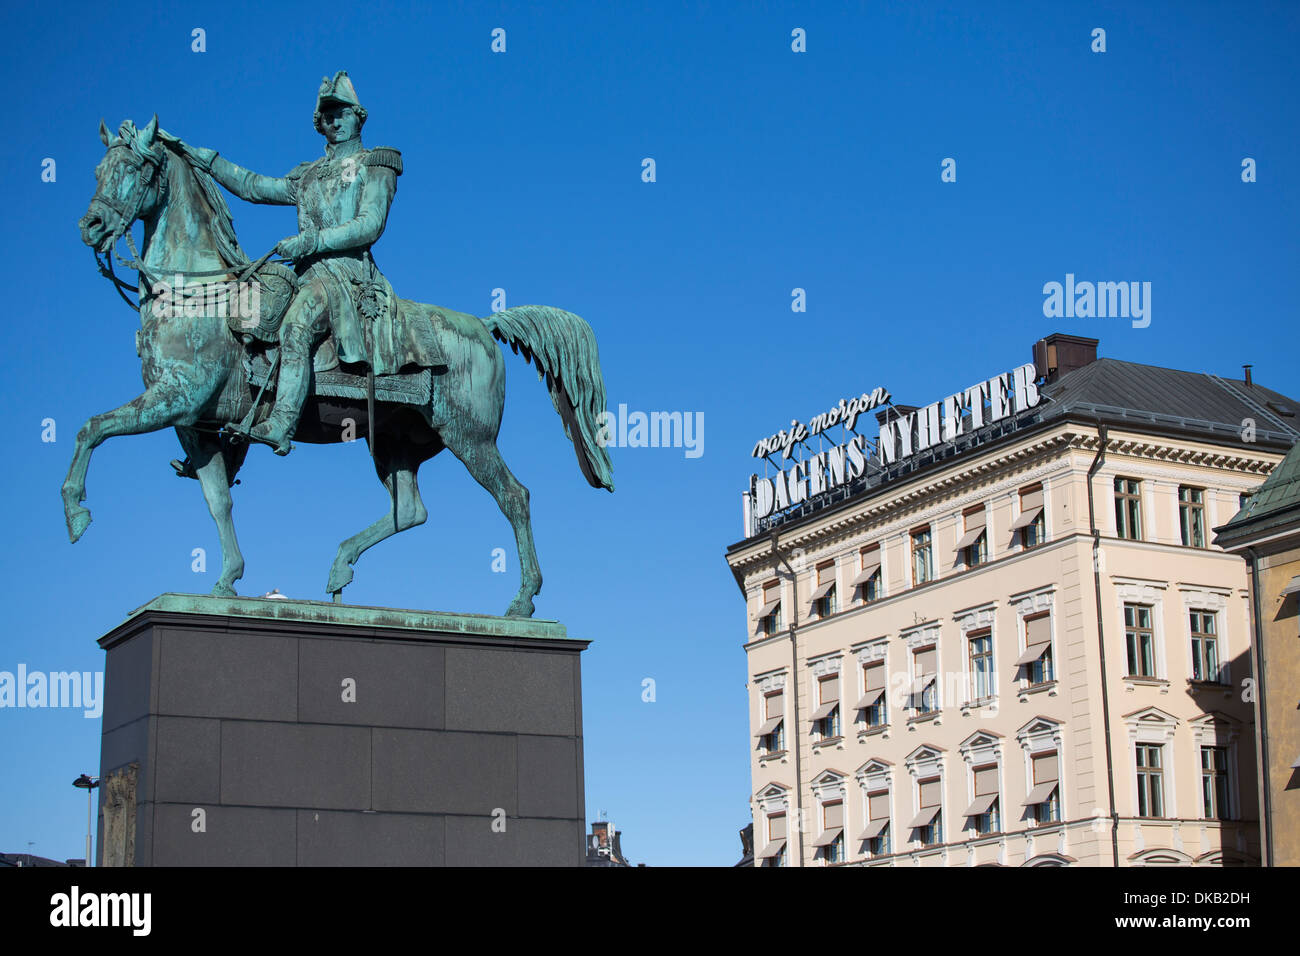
62,384 -> 207,543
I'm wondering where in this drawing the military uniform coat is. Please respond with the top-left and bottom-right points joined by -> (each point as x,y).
216,140 -> 442,375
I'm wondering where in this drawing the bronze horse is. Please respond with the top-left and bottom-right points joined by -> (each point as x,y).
67,116 -> 613,616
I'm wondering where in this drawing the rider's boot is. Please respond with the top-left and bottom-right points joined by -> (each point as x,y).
245,324 -> 313,456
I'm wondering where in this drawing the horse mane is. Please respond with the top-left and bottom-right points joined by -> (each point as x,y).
116,119 -> 251,269
166,146 -> 251,268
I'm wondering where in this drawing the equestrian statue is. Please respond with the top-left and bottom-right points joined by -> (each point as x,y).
66,72 -> 614,618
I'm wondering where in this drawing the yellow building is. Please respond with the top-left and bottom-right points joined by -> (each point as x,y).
727,334 -> 1300,866
1215,438 -> 1300,866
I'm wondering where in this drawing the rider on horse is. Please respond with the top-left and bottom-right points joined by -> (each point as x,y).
172,71 -> 414,455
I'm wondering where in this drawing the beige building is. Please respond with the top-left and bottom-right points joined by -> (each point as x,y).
727,334 -> 1300,866
1215,438 -> 1300,866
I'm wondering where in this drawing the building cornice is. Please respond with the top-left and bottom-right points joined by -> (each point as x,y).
728,425 -> 1282,581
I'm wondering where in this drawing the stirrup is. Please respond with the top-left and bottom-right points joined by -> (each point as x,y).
225,420 -> 293,456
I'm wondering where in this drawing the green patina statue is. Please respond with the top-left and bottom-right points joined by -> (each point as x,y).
66,73 -> 614,617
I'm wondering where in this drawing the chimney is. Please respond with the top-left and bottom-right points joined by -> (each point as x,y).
876,404 -> 917,427
1243,364 -> 1253,388
1033,333 -> 1099,385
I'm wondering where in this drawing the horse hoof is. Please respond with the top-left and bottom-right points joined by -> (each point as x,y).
211,583 -> 237,597
326,562 -> 355,595
66,507 -> 92,544
505,596 -> 535,619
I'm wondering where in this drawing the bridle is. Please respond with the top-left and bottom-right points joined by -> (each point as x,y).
90,141 -> 277,312
90,143 -> 168,310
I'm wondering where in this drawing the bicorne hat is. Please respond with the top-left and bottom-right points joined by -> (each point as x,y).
314,71 -> 367,132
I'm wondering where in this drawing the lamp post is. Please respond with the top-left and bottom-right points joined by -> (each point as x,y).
72,774 -> 99,867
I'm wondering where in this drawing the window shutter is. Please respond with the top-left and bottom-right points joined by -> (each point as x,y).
823,801 -> 843,830
819,674 -> 839,704
765,692 -> 784,719
915,647 -> 937,677
817,562 -> 835,586
919,778 -> 941,808
868,791 -> 890,821
865,662 -> 885,691
964,507 -> 987,531
769,813 -> 787,841
1026,613 -> 1051,647
1020,485 -> 1043,511
854,546 -> 883,586
974,766 -> 998,796
1032,752 -> 1059,784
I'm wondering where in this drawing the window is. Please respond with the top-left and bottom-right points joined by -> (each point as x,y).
957,506 -> 988,568
1189,610 -> 1221,683
1025,751 -> 1060,824
812,673 -> 840,739
811,561 -> 837,618
1013,484 -> 1045,549
1179,486 -> 1206,548
1125,604 -> 1157,677
854,544 -> 882,603
1018,613 -> 1053,685
966,765 -> 1000,836
1115,477 -> 1143,540
1136,744 -> 1164,817
911,526 -> 933,585
859,660 -> 887,728
909,646 -> 938,715
864,790 -> 891,855
912,777 -> 943,846
1201,746 -> 1230,820
968,629 -> 994,701
760,812 -> 787,867
757,691 -> 785,753
815,800 -> 845,863
756,580 -> 782,637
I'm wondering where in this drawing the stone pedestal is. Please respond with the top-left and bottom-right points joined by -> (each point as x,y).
95,593 -> 588,866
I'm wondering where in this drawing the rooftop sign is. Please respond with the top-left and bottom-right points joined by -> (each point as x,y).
743,364 -> 1041,535
751,387 -> 891,460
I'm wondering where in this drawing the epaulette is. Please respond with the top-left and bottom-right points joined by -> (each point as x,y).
363,146 -> 403,175
285,160 -> 314,180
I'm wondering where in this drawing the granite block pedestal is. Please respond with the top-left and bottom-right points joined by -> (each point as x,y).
95,593 -> 588,866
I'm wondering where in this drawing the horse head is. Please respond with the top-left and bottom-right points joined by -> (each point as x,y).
79,115 -> 167,254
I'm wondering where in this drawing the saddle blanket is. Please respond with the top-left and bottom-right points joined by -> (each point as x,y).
244,348 -> 431,406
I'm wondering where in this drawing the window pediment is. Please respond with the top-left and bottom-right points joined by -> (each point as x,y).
1124,706 -> 1178,743
1016,716 -> 1063,752
904,744 -> 945,777
959,730 -> 1004,758
808,653 -> 843,678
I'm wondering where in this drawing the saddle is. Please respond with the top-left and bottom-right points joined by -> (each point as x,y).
226,259 -> 432,407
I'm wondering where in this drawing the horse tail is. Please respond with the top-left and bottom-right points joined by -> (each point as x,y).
483,305 -> 615,492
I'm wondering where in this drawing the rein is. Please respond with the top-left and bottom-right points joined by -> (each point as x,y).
91,143 -> 282,312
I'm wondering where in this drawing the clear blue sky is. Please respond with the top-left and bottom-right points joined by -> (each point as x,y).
1,0 -> 1296,866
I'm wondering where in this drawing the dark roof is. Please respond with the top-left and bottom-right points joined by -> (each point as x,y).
735,823 -> 754,867
0,852 -> 82,867
1040,358 -> 1300,449
1215,438 -> 1300,545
